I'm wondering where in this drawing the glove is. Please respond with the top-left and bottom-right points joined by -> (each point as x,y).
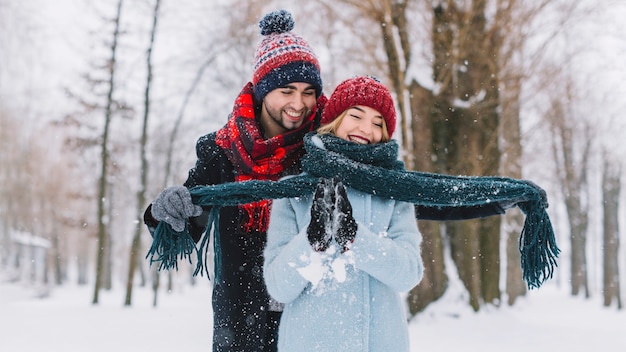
307,178 -> 335,252
334,180 -> 357,252
151,185 -> 203,232
522,179 -> 548,208
500,179 -> 549,211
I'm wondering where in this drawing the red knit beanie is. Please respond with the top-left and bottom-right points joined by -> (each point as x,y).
321,76 -> 397,138
252,10 -> 322,101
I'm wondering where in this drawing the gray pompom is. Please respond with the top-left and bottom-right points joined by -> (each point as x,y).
259,10 -> 294,36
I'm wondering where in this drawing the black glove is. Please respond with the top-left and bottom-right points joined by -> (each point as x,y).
522,179 -> 548,208
307,178 -> 335,252
334,180 -> 357,252
499,179 -> 549,211
151,185 -> 203,232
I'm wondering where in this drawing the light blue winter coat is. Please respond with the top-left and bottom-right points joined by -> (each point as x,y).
264,182 -> 424,352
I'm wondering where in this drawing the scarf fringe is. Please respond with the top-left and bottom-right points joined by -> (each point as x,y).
145,222 -> 196,272
193,207 -> 221,280
146,207 -> 221,280
518,203 -> 561,289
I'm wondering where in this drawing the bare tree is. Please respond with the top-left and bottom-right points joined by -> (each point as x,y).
411,0 -> 504,311
124,0 -> 161,307
406,79 -> 448,315
494,0 -> 570,305
0,112 -> 25,267
93,0 -> 124,305
0,1 -> 36,269
547,79 -> 592,298
495,0 -> 540,306
601,152 -> 621,309
500,80 -> 527,305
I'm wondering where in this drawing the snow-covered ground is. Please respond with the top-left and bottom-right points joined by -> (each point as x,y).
1,278 -> 625,351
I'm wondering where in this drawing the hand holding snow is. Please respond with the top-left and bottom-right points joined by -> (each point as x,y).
290,246 -> 354,293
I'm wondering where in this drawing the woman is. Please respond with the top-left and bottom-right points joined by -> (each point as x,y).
263,76 -> 421,352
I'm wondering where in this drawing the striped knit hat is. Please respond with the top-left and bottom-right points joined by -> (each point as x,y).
321,76 -> 397,137
252,10 -> 322,102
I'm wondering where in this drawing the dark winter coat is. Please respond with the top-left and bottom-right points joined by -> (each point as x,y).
145,131 -> 280,351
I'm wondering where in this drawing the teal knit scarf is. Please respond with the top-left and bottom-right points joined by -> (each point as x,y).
147,132 -> 559,289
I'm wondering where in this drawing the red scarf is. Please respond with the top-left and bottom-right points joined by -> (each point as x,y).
215,82 -> 321,233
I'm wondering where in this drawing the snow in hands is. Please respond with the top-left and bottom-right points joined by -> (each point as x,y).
297,178 -> 358,293
292,245 -> 355,293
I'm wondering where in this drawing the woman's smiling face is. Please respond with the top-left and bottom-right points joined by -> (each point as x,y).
334,105 -> 385,144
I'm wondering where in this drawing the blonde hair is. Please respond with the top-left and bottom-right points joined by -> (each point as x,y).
317,108 -> 390,142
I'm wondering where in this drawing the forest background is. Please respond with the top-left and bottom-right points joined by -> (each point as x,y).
1,0 -> 625,315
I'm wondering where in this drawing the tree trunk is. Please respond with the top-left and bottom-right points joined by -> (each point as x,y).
125,0 -> 160,306
78,236 -> 89,286
92,0 -> 123,305
104,182 -> 114,290
407,79 -> 448,314
548,96 -> 590,298
500,74 -> 526,304
602,156 -> 621,309
376,0 -> 412,167
430,0 -> 502,310
408,220 -> 448,315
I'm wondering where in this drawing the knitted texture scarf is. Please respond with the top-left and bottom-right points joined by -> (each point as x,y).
147,133 -> 560,289
215,82 -> 319,233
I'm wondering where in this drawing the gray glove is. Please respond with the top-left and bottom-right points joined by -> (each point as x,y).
151,185 -> 203,232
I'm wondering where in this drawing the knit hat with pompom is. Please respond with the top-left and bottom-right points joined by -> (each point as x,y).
252,10 -> 322,102
321,76 -> 397,138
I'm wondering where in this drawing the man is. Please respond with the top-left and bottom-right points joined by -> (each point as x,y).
144,10 -> 326,352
